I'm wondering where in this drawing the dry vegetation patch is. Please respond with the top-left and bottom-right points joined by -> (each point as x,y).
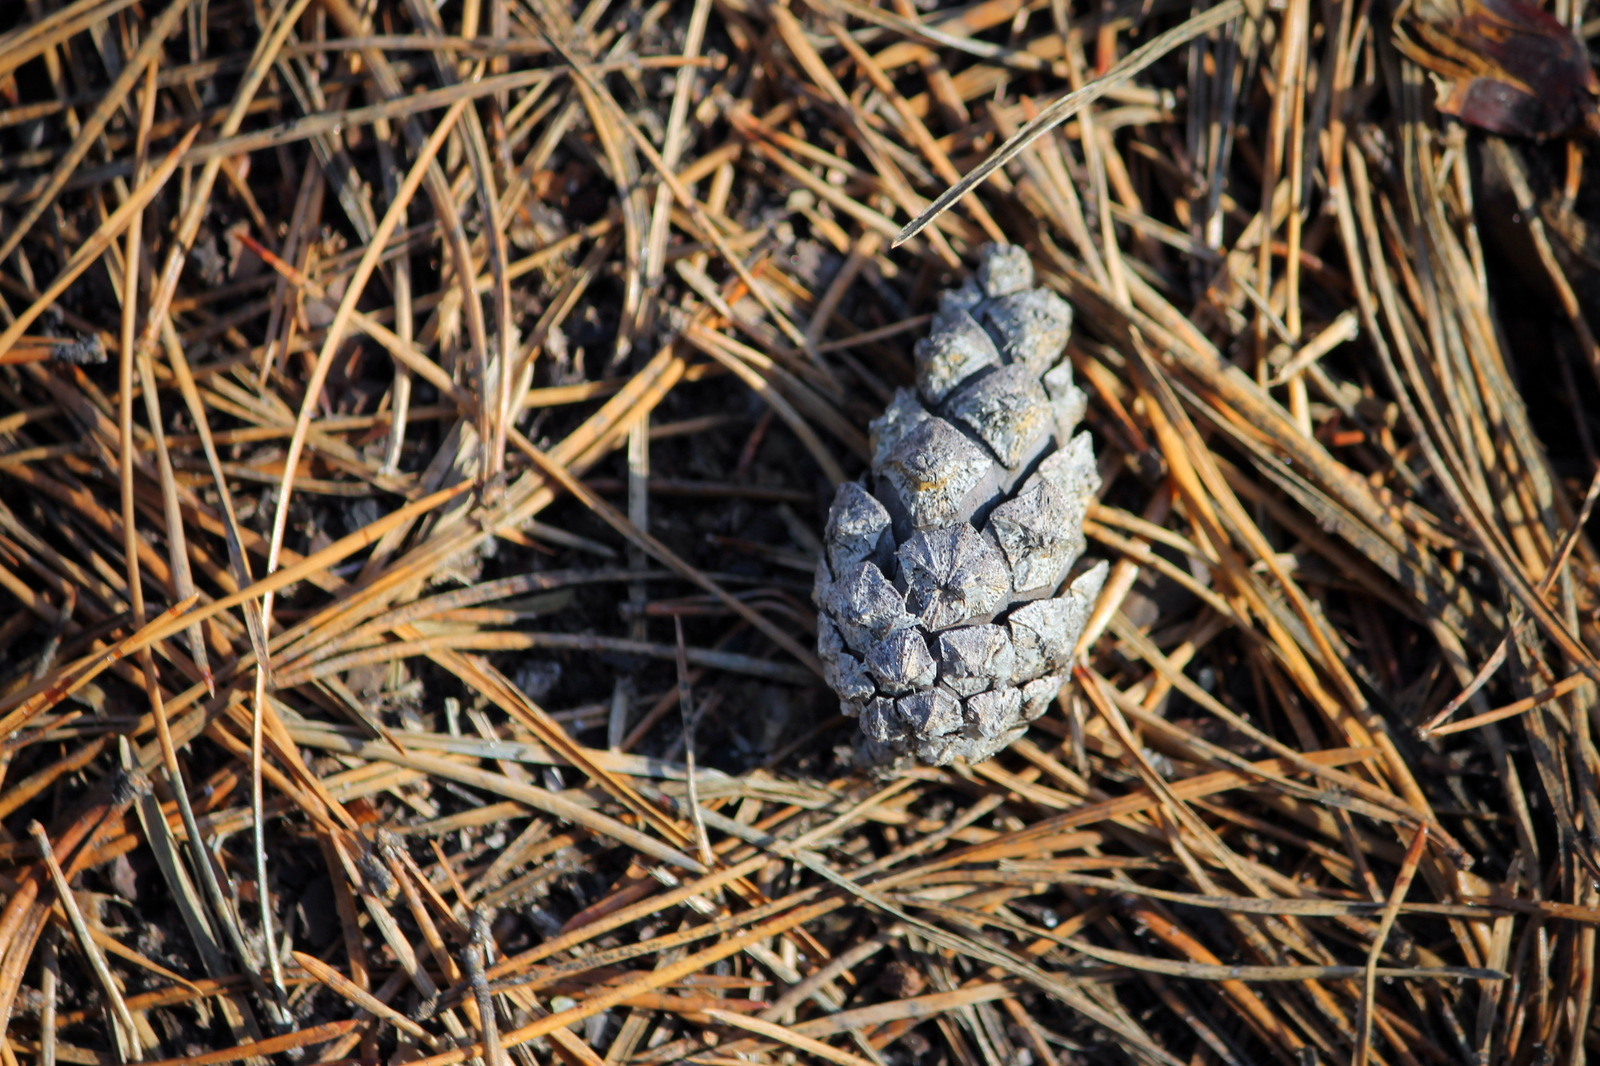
1,0 -> 1598,1063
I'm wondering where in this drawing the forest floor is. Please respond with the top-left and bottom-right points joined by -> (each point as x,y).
2,0 -> 1600,1064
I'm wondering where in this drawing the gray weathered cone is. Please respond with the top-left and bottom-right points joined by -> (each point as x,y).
814,245 -> 1108,766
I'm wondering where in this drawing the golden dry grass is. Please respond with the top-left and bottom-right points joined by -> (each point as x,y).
1,0 -> 1598,1064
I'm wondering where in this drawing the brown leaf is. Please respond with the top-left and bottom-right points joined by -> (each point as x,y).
1397,0 -> 1599,137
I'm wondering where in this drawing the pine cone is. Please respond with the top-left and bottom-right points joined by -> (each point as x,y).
815,245 -> 1108,766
